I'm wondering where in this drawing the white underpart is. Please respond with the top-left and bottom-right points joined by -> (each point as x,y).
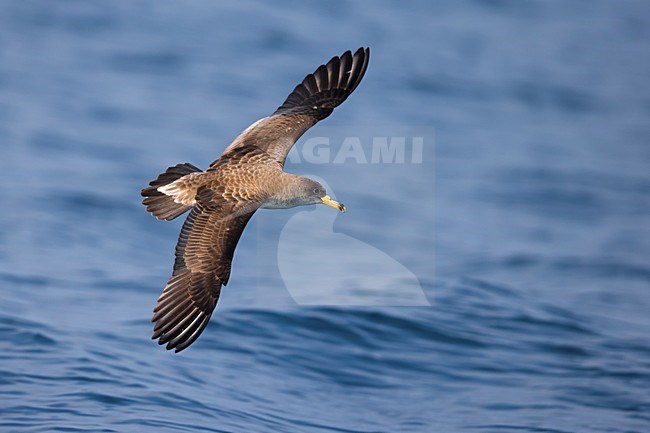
157,178 -> 197,206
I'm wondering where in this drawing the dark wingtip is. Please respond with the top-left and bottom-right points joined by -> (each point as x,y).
275,47 -> 371,114
151,268 -> 220,353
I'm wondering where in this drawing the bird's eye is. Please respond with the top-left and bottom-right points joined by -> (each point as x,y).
313,188 -> 319,194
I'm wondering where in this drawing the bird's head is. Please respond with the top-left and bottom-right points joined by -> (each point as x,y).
293,177 -> 346,212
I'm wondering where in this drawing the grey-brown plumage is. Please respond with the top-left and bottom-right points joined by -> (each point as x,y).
141,47 -> 370,352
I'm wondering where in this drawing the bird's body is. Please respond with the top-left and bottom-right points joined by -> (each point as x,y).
141,48 -> 370,352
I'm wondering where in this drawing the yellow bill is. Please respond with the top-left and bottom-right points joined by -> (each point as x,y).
321,195 -> 346,213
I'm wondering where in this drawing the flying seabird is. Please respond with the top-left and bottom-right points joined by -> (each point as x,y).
141,47 -> 370,352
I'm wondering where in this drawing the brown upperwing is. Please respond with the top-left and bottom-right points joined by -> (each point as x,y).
217,47 -> 370,166
151,147 -> 277,352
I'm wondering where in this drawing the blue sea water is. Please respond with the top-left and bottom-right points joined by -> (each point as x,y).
1,1 -> 650,432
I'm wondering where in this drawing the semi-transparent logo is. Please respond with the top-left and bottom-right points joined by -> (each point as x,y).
252,125 -> 434,307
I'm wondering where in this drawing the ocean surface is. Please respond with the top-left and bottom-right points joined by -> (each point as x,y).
2,1 -> 650,432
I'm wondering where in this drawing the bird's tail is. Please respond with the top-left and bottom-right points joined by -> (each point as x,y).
141,163 -> 201,220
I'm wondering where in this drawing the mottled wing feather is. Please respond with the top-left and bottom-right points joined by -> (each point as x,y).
219,47 -> 370,165
152,148 -> 274,352
152,205 -> 256,352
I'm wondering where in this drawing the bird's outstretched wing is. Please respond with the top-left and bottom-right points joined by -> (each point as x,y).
218,47 -> 370,166
151,186 -> 258,352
